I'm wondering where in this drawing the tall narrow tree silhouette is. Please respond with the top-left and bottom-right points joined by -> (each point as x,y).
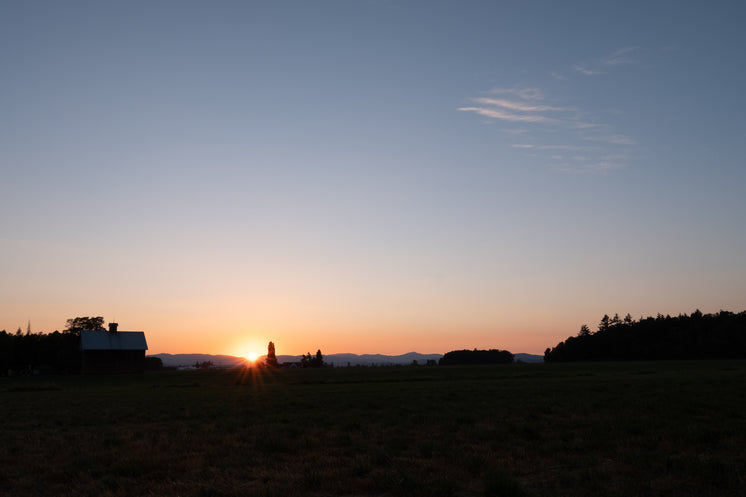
266,341 -> 278,368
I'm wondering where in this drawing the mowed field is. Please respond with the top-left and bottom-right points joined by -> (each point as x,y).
1,360 -> 744,497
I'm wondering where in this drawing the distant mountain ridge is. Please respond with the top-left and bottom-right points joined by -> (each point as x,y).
283,352 -> 444,367
514,353 -> 544,363
150,353 -> 246,367
150,351 -> 543,367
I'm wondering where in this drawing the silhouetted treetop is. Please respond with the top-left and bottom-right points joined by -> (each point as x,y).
65,316 -> 105,334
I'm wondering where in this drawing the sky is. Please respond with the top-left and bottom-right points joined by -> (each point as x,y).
2,1 -> 745,357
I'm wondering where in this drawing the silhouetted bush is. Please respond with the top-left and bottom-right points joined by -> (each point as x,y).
439,349 -> 514,365
144,356 -> 163,371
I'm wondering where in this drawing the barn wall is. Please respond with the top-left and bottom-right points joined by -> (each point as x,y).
82,350 -> 146,374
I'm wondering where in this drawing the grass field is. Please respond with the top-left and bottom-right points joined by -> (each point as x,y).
1,360 -> 744,496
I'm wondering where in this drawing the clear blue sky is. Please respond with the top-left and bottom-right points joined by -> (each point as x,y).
2,1 -> 745,356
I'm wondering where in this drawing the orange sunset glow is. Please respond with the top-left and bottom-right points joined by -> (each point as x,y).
2,1 -> 745,360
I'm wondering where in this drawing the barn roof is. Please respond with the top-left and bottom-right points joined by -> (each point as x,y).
80,330 -> 148,351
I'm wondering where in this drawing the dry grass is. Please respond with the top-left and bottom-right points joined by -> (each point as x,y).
1,360 -> 744,496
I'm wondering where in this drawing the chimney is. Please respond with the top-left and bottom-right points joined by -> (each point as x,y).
109,322 -> 118,333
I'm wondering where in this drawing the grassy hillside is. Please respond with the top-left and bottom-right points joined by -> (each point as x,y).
1,361 -> 744,496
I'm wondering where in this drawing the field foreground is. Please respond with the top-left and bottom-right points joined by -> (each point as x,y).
1,360 -> 744,496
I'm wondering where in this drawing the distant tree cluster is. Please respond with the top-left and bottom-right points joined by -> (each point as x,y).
194,360 -> 214,369
300,349 -> 325,368
439,348 -> 514,365
544,310 -> 746,362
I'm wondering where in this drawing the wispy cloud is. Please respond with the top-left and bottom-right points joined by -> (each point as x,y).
513,144 -> 597,151
552,156 -> 629,174
587,159 -> 626,172
472,98 -> 568,113
574,64 -> 604,76
458,106 -> 554,123
500,128 -> 530,135
570,121 -> 604,130
553,47 -> 642,82
602,46 -> 638,66
585,134 -> 636,145
488,87 -> 545,100
574,47 -> 640,76
460,84 -> 637,173
458,88 -> 571,125
539,144 -> 597,151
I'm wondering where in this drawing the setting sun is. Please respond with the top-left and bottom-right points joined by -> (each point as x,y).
246,352 -> 259,362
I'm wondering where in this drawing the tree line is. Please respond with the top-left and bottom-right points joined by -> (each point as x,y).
5,310 -> 744,374
544,310 -> 746,362
0,317 -> 104,374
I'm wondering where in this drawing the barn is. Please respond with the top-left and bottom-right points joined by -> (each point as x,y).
80,323 -> 148,373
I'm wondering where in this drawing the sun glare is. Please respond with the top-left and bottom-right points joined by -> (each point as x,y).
246,352 -> 259,362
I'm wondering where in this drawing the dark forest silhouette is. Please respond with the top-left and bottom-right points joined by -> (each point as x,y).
544,310 -> 746,362
1,327 -> 80,374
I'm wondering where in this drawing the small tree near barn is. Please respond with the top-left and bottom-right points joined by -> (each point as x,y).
65,316 -> 105,334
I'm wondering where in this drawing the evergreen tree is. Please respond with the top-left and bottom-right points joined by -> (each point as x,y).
598,314 -> 610,332
266,341 -> 278,368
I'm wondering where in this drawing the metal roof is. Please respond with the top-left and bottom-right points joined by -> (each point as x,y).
80,330 -> 148,351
